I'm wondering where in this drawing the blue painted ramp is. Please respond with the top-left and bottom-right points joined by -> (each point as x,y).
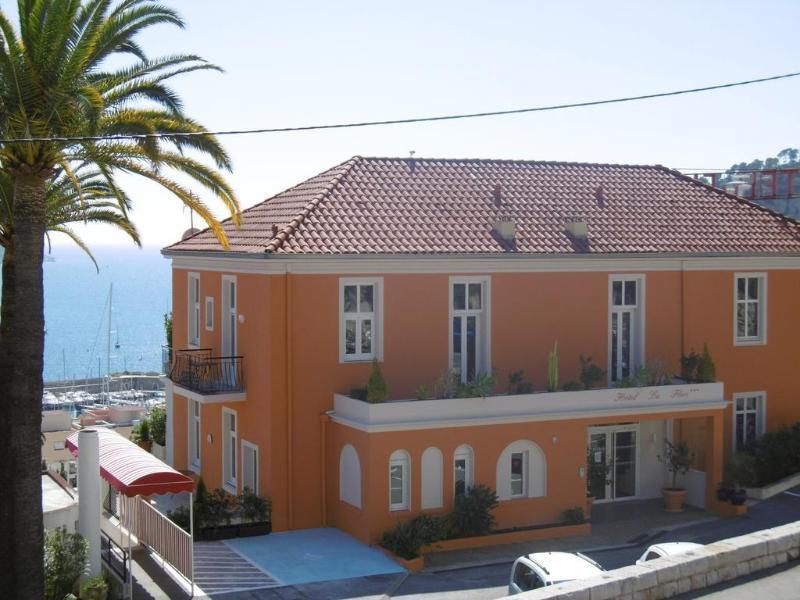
224,527 -> 405,585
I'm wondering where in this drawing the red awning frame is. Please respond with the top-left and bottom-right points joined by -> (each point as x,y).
67,427 -> 194,497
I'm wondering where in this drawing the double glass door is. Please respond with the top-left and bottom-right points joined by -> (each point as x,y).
588,426 -> 638,501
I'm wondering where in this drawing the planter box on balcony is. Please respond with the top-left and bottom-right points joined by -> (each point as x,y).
197,521 -> 271,541
332,382 -> 725,432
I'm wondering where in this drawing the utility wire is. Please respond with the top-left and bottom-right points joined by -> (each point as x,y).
1,70 -> 799,144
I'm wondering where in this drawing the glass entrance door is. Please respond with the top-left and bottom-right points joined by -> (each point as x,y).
588,426 -> 638,501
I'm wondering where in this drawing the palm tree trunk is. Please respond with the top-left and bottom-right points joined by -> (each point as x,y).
0,173 -> 47,597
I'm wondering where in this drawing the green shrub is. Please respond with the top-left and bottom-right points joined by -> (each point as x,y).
562,379 -> 583,391
79,575 -> 109,600
447,484 -> 499,538
239,487 -> 271,523
578,355 -> 605,389
380,514 -> 445,559
725,452 -> 757,489
507,370 -> 534,395
131,418 -> 151,443
149,407 -> 167,446
752,423 -> 800,486
192,478 -> 236,528
167,505 -> 191,532
456,372 -> 495,398
433,369 -> 459,399
349,387 -> 367,401
44,527 -> 87,600
415,385 -> 430,401
681,345 -> 716,383
366,360 -> 388,403
561,507 -> 585,524
697,343 -> 716,383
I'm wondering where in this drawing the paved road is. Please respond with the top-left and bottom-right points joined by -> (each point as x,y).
202,488 -> 800,599
583,487 -> 800,570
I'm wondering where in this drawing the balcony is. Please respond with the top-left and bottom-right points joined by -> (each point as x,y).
331,381 -> 725,433
168,348 -> 246,404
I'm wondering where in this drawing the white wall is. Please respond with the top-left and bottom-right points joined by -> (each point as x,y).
638,420 -> 668,499
421,447 -> 444,509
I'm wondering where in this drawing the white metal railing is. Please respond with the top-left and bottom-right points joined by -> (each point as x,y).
129,495 -> 194,585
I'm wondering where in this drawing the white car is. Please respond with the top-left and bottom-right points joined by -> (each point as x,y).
636,542 -> 702,565
508,551 -> 604,595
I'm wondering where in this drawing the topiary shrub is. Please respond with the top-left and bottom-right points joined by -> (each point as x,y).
579,355 -> 605,389
697,343 -> 716,383
725,452 -> 757,489
366,360 -> 388,403
149,406 -> 167,446
44,527 -> 87,600
447,484 -> 499,538
380,514 -> 445,559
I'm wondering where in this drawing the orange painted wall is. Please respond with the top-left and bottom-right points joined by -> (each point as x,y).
168,264 -> 800,537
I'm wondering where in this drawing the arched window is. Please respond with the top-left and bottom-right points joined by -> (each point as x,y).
389,450 -> 410,511
421,447 -> 444,509
496,440 -> 546,501
453,444 -> 474,498
339,444 -> 361,508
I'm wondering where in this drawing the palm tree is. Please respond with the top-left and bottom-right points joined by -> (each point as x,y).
0,2 -> 240,595
1,166 -> 141,268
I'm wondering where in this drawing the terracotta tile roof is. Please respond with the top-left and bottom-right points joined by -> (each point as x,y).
165,156 -> 800,255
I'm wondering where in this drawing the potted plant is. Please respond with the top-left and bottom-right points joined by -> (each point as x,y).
725,452 -> 756,506
658,440 -> 694,512
131,418 -> 152,452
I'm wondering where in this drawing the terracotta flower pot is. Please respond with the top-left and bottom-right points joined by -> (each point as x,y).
663,488 -> 686,512
137,440 -> 153,453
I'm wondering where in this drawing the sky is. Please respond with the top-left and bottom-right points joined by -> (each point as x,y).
24,0 -> 800,247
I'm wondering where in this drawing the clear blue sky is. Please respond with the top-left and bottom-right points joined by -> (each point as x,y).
34,0 -> 800,246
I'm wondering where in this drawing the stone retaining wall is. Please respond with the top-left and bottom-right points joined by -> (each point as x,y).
508,521 -> 800,600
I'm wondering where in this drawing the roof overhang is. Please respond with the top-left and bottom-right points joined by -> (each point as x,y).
66,428 -> 194,497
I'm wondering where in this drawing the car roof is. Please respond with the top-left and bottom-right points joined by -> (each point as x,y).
648,542 -> 703,556
525,552 -> 603,581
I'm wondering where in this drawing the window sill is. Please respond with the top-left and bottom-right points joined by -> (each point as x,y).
223,482 -> 236,495
389,506 -> 410,513
342,357 -> 379,364
734,339 -> 766,347
188,464 -> 200,475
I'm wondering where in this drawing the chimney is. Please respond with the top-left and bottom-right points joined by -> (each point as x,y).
595,184 -> 605,208
564,216 -> 588,240
492,219 -> 516,242
408,150 -> 416,174
493,184 -> 502,208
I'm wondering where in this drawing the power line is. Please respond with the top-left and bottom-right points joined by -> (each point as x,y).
2,70 -> 799,144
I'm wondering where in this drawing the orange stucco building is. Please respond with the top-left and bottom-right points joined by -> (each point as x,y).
163,157 -> 800,544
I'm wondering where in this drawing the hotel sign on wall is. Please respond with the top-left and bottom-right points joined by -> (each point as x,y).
613,386 -> 701,403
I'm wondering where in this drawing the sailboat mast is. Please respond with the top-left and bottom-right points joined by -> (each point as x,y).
106,283 -> 113,404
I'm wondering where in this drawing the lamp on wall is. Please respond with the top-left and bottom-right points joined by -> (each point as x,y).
207,433 -> 213,444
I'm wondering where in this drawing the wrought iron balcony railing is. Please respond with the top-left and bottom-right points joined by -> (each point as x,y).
169,348 -> 244,395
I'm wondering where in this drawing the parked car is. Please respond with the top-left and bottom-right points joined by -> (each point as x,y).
508,551 -> 604,594
636,542 -> 702,565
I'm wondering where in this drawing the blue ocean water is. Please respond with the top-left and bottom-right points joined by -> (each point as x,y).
39,245 -> 171,381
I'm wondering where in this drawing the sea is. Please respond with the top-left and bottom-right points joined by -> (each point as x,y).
36,245 -> 171,382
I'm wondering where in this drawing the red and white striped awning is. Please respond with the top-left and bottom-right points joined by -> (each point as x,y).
66,428 -> 194,497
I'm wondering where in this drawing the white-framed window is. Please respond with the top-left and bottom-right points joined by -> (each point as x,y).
733,392 -> 766,452
734,274 -> 767,345
339,278 -> 383,362
205,297 -> 214,331
188,273 -> 200,347
221,276 -> 237,356
188,399 -> 201,472
241,440 -> 259,494
454,444 -> 474,498
389,450 -> 410,511
496,440 -> 547,501
222,408 -> 237,492
609,275 -> 645,383
450,276 -> 491,383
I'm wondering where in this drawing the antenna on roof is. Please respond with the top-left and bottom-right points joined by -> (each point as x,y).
493,183 -> 502,208
595,184 -> 605,208
408,150 -> 416,174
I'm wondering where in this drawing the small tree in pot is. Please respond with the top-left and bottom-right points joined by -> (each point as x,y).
658,440 -> 694,512
725,452 -> 756,506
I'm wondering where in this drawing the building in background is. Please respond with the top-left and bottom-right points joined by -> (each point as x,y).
162,156 -> 800,544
